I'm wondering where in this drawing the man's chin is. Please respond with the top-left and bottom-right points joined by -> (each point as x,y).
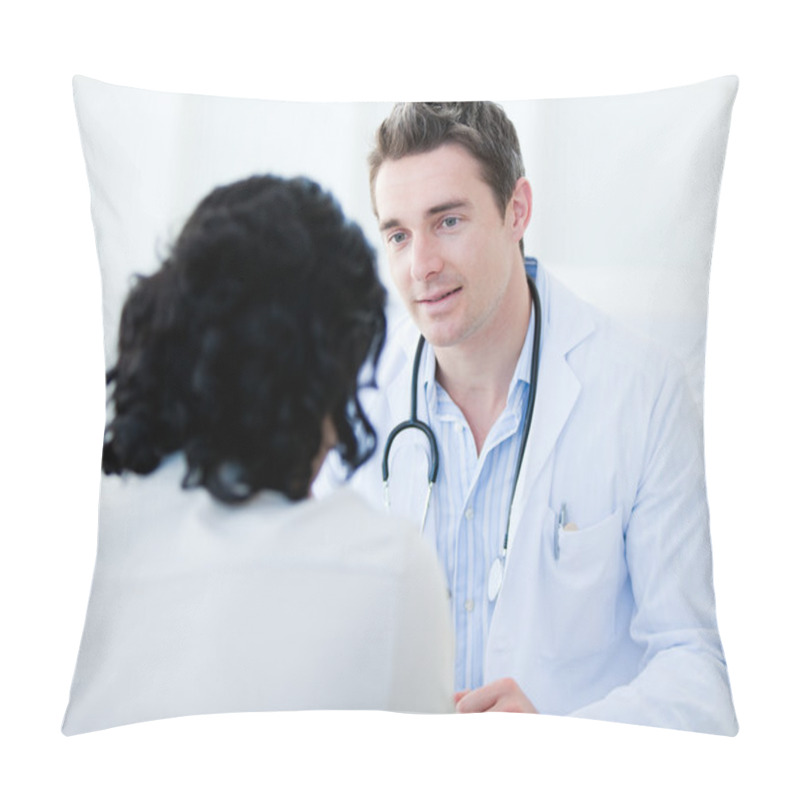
415,325 -> 465,351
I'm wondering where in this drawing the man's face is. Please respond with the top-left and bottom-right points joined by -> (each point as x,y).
373,144 -> 526,354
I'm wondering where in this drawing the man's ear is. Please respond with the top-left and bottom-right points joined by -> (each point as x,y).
508,177 -> 533,243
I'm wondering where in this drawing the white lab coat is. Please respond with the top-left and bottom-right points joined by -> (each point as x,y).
318,265 -> 737,735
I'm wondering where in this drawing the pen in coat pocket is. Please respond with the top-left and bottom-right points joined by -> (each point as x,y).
554,503 -> 566,561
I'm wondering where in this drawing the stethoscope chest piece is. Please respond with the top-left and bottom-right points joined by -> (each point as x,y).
487,556 -> 505,602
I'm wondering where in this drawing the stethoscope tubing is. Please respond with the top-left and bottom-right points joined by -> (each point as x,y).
501,275 -> 541,554
381,336 -> 439,486
382,276 -> 542,559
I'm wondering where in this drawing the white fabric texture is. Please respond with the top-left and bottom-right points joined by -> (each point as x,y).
63,457 -> 454,735
318,266 -> 738,735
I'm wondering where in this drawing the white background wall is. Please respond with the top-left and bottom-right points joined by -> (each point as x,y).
2,1 -> 797,797
75,76 -> 734,414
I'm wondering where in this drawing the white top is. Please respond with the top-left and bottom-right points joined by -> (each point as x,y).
63,455 -> 454,735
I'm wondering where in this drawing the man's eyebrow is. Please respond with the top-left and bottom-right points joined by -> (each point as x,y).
427,200 -> 468,217
378,200 -> 469,232
379,217 -> 400,233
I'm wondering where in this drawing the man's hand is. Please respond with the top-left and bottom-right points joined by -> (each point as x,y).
454,677 -> 538,713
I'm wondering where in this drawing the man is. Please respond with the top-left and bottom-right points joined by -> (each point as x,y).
317,103 -> 737,734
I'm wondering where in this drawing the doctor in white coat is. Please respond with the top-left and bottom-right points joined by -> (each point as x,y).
317,102 -> 737,735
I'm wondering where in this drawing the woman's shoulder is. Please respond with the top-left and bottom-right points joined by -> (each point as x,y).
292,488 -> 440,576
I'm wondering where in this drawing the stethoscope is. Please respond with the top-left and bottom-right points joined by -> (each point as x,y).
381,276 -> 542,602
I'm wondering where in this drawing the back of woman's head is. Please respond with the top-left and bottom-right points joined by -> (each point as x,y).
103,175 -> 386,502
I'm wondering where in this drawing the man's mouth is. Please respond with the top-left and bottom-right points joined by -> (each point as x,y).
418,287 -> 461,305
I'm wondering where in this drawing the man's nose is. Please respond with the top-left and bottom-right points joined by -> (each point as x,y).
410,234 -> 444,281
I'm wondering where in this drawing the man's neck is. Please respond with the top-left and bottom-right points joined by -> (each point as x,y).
434,272 -> 532,455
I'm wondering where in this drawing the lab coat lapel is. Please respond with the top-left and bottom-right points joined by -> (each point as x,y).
507,269 -> 594,553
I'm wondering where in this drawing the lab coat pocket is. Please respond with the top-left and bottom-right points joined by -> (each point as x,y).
539,507 -> 624,661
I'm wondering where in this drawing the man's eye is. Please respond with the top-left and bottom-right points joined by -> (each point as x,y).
389,231 -> 407,245
442,216 -> 459,229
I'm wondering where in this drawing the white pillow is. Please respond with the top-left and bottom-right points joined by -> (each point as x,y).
67,75 -> 737,733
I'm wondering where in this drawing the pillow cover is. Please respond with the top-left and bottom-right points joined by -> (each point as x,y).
65,76 -> 738,735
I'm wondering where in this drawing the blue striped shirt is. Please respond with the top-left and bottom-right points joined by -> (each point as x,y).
420,309 -> 535,691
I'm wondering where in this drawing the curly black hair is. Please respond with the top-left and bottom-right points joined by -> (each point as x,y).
102,175 -> 387,503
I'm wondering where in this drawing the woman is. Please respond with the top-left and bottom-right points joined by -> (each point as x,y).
63,175 -> 454,735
